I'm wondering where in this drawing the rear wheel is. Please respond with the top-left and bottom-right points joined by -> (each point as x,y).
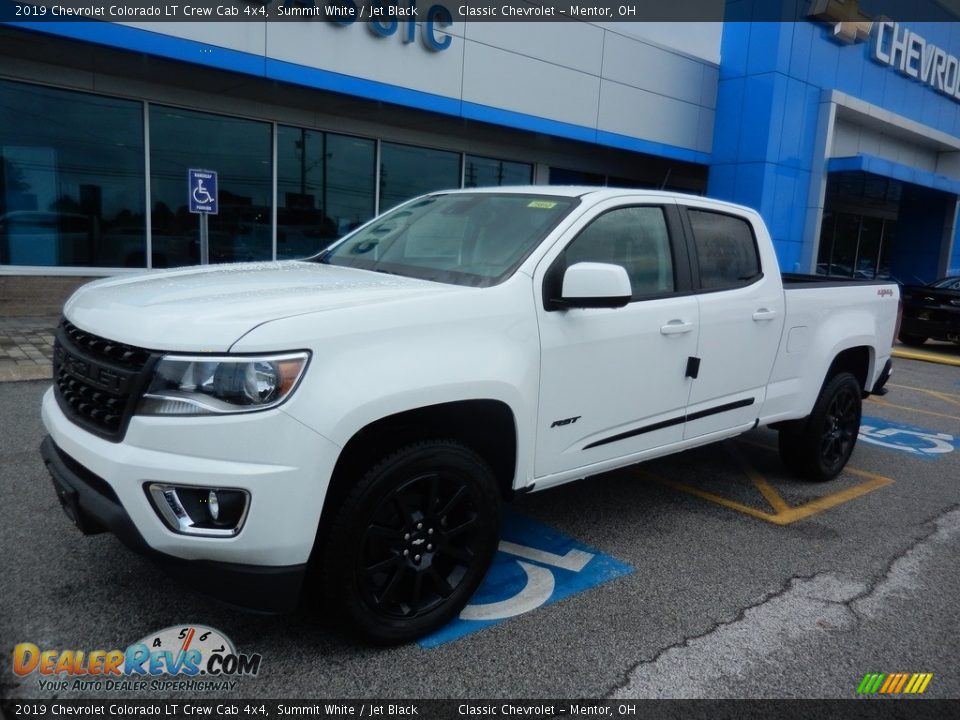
898,332 -> 927,347
778,372 -> 862,482
322,440 -> 500,644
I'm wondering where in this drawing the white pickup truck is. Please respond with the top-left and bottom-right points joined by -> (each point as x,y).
41,187 -> 899,643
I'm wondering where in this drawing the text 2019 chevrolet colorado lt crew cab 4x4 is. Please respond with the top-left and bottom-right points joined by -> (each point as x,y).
41,188 -> 899,642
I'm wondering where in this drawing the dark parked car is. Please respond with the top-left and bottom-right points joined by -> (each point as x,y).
898,276 -> 960,346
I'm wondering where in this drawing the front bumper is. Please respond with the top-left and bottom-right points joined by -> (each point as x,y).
41,436 -> 304,613
40,386 -> 343,613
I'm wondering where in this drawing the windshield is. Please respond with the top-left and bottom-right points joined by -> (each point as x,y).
315,193 -> 578,287
931,277 -> 960,290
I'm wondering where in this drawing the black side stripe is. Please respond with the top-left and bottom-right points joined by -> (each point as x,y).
583,398 -> 755,451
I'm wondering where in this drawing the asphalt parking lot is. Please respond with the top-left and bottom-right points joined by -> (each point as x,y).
2,356 -> 958,701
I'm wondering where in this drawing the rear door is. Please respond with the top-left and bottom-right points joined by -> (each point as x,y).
681,203 -> 786,439
534,199 -> 699,481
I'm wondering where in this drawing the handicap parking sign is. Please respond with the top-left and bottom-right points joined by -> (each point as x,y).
188,169 -> 218,214
419,513 -> 632,648
859,416 -> 955,458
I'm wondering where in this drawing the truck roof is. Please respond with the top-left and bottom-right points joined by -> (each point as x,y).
435,185 -> 757,215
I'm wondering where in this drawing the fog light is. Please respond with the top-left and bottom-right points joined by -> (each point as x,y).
146,483 -> 249,537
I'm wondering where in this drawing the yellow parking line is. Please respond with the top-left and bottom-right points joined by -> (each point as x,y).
866,397 -> 960,422
888,383 -> 960,403
892,348 -> 960,367
725,444 -> 790,514
766,470 -> 892,524
635,470 -> 788,524
634,443 -> 893,526
887,383 -> 960,400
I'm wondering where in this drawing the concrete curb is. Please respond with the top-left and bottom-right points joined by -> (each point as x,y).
893,348 -> 960,367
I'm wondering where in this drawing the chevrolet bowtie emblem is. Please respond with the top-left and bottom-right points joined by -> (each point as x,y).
808,0 -> 874,44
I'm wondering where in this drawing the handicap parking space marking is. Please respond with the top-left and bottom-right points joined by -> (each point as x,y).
634,440 -> 893,526
859,416 -> 956,458
418,512 -> 632,648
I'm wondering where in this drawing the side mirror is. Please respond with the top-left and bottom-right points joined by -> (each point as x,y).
553,262 -> 632,309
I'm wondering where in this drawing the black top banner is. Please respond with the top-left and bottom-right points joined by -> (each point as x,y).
1,0 -> 959,23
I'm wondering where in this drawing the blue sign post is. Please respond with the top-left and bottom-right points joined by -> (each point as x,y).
188,169 -> 218,265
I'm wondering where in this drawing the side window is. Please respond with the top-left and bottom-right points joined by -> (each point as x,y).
687,209 -> 761,290
564,206 -> 675,298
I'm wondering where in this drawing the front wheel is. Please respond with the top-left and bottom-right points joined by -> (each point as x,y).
778,372 -> 862,482
322,440 -> 500,644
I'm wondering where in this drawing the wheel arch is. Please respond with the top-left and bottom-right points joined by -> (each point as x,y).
314,399 -> 518,551
824,345 -> 872,394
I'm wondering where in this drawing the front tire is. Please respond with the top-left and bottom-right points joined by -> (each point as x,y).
778,372 -> 862,482
322,440 -> 500,644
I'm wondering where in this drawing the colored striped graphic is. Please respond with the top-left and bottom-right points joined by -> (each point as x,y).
857,672 -> 933,694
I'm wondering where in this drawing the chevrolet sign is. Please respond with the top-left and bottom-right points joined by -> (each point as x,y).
872,21 -> 960,104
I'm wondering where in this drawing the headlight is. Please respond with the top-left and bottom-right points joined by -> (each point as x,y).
137,352 -> 309,416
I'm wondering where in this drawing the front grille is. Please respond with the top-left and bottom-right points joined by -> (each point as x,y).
53,320 -> 155,441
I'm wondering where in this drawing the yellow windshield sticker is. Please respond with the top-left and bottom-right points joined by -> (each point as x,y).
527,200 -> 558,209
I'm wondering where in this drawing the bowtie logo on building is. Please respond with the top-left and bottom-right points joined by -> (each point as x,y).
809,0 -> 874,44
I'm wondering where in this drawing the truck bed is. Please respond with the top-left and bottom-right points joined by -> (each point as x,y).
781,273 -> 896,289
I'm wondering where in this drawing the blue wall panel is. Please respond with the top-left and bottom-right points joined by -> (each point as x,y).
706,164 -> 737,202
713,3 -> 960,275
745,22 -> 794,77
720,22 -> 751,80
787,21 -> 814,83
805,29 -> 840,90
712,77 -> 746,165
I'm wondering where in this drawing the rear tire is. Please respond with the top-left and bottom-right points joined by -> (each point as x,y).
778,372 -> 862,482
898,332 -> 927,347
322,440 -> 500,644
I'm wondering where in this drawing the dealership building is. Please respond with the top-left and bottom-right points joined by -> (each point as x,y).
2,3 -> 960,308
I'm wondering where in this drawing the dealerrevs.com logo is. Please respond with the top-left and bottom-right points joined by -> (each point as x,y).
13,625 -> 262,693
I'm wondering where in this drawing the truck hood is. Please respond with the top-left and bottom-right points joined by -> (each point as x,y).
64,261 -> 459,352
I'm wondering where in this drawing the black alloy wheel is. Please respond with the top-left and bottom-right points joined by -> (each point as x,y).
818,380 -> 860,473
323,440 -> 500,644
360,472 -> 485,619
778,372 -> 863,482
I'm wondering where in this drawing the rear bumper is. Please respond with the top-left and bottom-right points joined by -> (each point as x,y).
869,358 -> 893,396
41,435 -> 306,614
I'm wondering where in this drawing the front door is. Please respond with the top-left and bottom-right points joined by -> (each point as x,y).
534,200 -> 699,482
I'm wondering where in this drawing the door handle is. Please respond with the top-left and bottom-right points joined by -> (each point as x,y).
752,309 -> 778,321
660,320 -> 695,335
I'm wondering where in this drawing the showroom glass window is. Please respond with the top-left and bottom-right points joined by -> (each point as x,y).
379,142 -> 460,211
464,155 -> 532,188
0,80 -> 146,268
150,106 -> 272,267
276,127 -> 375,259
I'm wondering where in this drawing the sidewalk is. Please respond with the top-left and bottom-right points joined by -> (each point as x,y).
0,316 -> 58,382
